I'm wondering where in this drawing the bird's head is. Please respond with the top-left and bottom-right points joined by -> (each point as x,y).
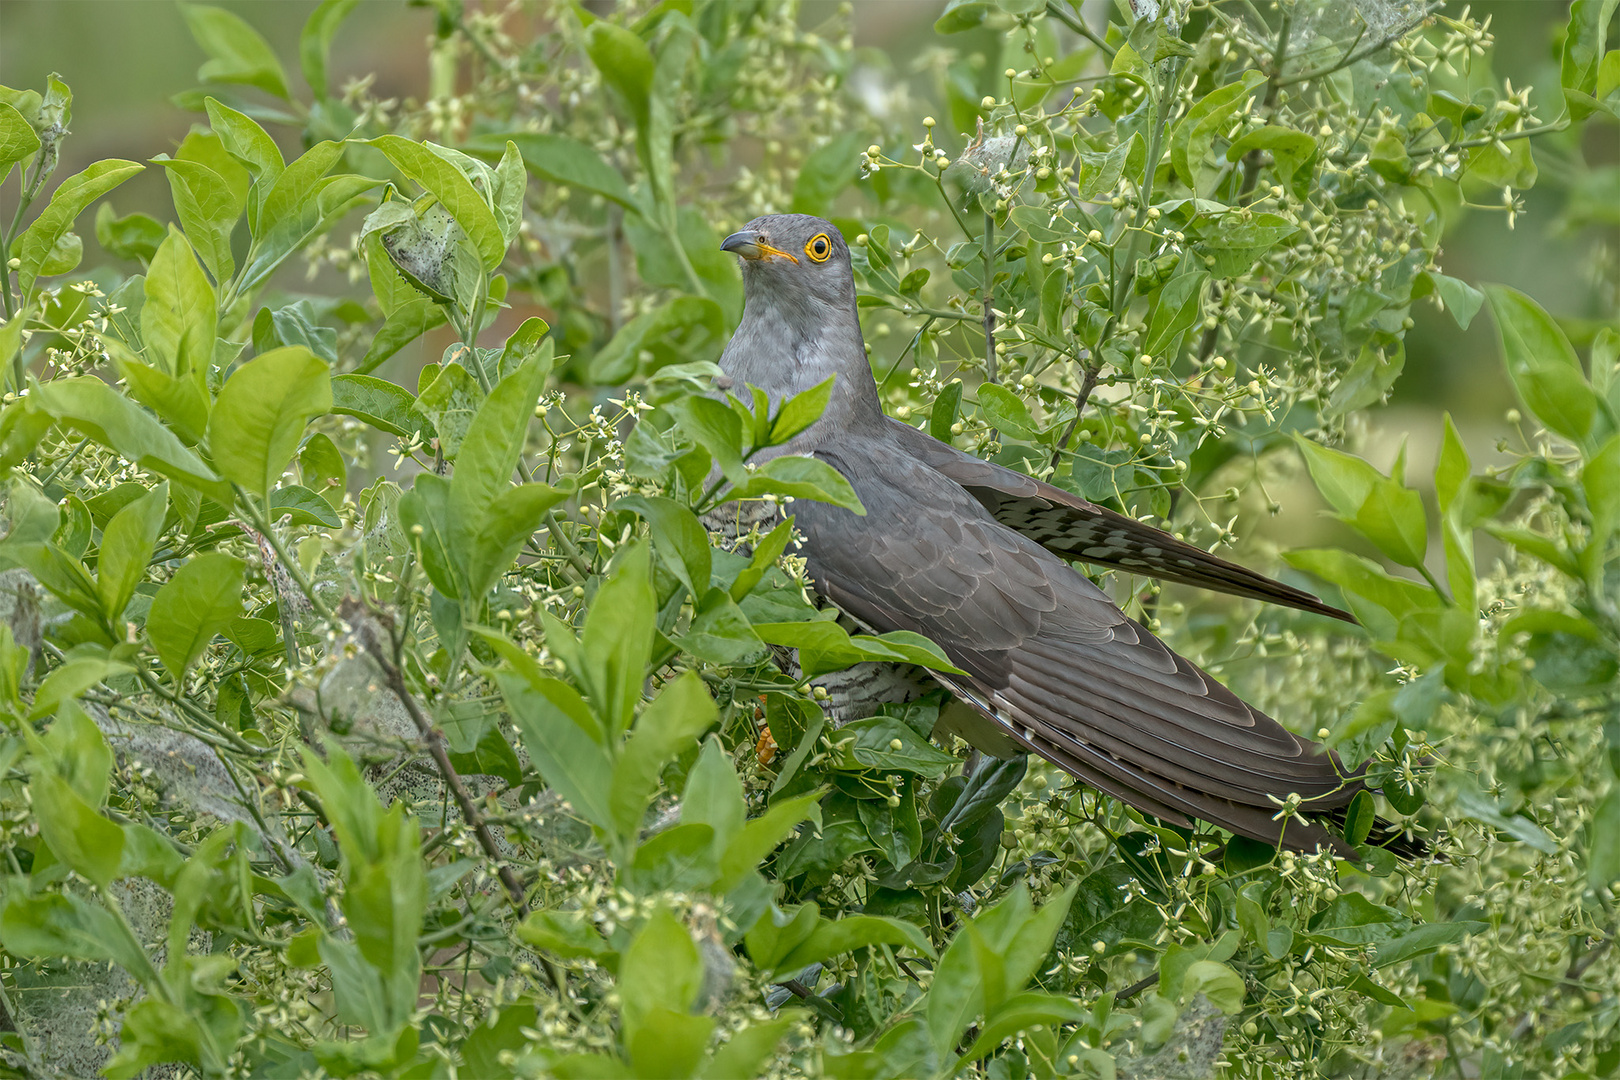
721,214 -> 855,313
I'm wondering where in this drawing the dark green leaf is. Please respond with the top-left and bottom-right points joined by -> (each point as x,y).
332,373 -> 435,441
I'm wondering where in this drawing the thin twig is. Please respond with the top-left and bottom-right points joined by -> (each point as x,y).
1045,1 -> 1116,59
1114,971 -> 1159,1001
1051,362 -> 1103,467
982,210 -> 997,385
343,596 -> 575,1007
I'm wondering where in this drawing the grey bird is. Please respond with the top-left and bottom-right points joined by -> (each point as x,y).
718,213 -> 1390,856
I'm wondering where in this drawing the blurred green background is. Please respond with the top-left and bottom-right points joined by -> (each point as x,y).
2,0 -> 1613,473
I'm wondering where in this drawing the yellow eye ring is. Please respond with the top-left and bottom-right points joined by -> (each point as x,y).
805,233 -> 832,262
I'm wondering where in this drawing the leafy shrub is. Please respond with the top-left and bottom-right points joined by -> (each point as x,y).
0,0 -> 1613,1077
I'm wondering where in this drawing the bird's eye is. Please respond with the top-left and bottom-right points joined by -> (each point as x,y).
805,233 -> 832,262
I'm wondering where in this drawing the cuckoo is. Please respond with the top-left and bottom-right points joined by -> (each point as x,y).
717,213 -> 1399,857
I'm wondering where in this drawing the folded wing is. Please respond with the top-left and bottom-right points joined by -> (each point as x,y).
886,418 -> 1354,623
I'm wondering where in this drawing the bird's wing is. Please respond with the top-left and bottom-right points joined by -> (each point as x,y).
797,441 -> 1362,855
886,417 -> 1354,623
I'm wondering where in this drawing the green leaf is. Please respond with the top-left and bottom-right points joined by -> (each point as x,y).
1058,862 -> 1161,959
752,620 -> 962,680
1295,437 -> 1380,518
151,158 -> 241,284
359,288 -> 448,370
498,671 -> 616,838
240,145 -> 378,294
591,295 -> 725,385
930,381 -> 963,442
700,1018 -> 795,1080
1171,71 -> 1265,194
516,909 -> 612,962
146,551 -> 245,680
300,432 -> 346,508
716,790 -> 820,895
1562,0 -> 1620,118
830,716 -> 960,777
0,887 -> 154,981
1353,475 -> 1428,570
667,395 -> 745,481
629,823 -> 718,894
628,1009 -> 713,1080
1306,893 -> 1408,946
1180,960 -> 1246,1014
461,482 -> 567,601
331,373 -> 435,441
1453,785 -> 1556,853
1587,786 -> 1620,889
777,914 -> 936,973
32,376 -> 228,501
977,384 -> 1039,441
97,481 -> 167,623
181,3 -> 292,99
207,346 -> 332,499
681,737 -> 747,855
204,99 -> 284,234
300,0 -> 360,102
585,23 -> 655,138
578,542 -> 657,741
961,993 -> 1086,1062
1486,284 -> 1608,448
399,473 -> 459,597
141,228 -> 217,377
612,672 -> 718,842
1343,790 -> 1376,847
269,484 -> 342,528
29,657 -> 132,722
110,346 -> 210,446
745,901 -> 821,972
616,494 -> 711,599
618,906 -> 702,1043
1372,920 -> 1489,968
94,204 -> 165,263
1422,272 -> 1484,331
1347,971 -> 1411,1008
1224,125 -> 1317,193
723,455 -> 865,513
935,0 -> 991,33
769,377 -> 837,446
30,770 -> 124,887
0,102 -> 40,173
13,158 -> 143,297
1142,269 -> 1208,359
449,356 -> 547,542
31,703 -> 111,807
470,132 -> 638,212
368,135 -> 507,271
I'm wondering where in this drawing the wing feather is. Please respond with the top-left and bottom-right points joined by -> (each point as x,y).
886,418 -> 1355,622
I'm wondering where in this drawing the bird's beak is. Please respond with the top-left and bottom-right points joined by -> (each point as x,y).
720,230 -> 798,263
